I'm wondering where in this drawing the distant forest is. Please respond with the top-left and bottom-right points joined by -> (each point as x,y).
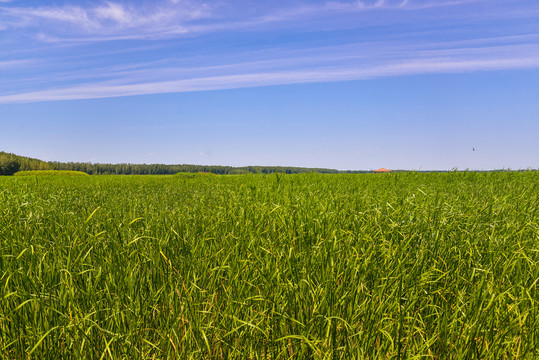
0,151 -> 368,175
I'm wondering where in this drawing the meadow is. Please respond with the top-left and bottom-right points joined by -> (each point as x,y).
0,172 -> 538,359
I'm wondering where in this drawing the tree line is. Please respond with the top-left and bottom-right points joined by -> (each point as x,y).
1,151 -> 370,175
49,162 -> 345,175
0,152 -> 49,175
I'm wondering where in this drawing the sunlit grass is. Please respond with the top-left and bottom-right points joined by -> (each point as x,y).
14,170 -> 89,176
0,172 -> 538,359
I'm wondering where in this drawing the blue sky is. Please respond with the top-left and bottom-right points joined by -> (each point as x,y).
1,0 -> 538,170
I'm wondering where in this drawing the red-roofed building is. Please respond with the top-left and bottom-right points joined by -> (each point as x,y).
374,168 -> 392,173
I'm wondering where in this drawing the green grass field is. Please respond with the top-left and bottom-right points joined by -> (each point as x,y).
1,172 -> 538,359
14,170 -> 89,176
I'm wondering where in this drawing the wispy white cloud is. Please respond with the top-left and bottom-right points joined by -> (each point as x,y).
322,0 -> 486,11
95,2 -> 131,24
0,1 -> 213,39
0,59 -> 35,68
2,40 -> 538,103
2,0 -> 539,103
11,36 -> 535,87
0,0 -> 515,42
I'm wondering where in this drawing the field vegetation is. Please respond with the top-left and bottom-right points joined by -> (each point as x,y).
0,172 -> 538,359
14,170 -> 89,176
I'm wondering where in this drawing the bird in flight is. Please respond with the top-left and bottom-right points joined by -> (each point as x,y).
473,148 -> 475,151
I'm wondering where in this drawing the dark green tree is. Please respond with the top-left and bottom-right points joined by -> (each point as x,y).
0,159 -> 21,175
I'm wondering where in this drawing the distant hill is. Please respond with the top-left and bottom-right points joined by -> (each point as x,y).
1,151 -> 369,175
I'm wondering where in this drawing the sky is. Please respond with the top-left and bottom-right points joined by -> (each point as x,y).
1,0 -> 538,170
